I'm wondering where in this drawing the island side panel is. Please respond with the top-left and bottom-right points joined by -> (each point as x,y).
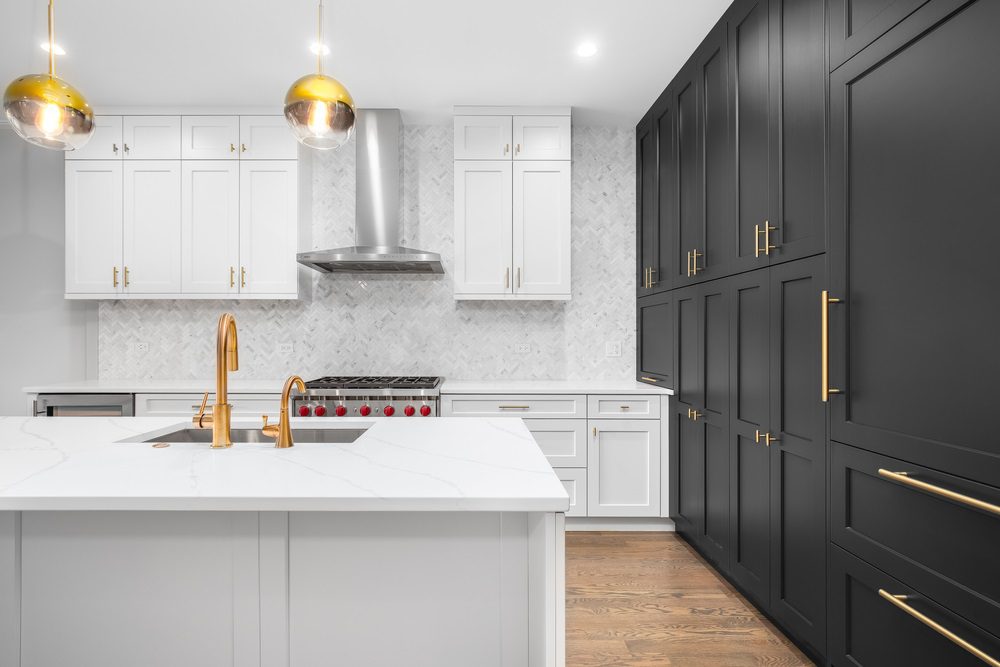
0,512 -> 19,667
528,512 -> 567,667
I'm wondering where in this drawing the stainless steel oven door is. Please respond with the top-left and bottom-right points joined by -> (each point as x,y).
34,394 -> 135,417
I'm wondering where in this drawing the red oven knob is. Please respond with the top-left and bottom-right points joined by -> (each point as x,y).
404,405 -> 415,417
335,405 -> 347,417
298,405 -> 312,417
314,405 -> 327,417
359,405 -> 372,417
420,405 -> 432,417
383,405 -> 395,417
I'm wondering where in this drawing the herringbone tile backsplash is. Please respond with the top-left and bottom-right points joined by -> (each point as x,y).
99,126 -> 637,381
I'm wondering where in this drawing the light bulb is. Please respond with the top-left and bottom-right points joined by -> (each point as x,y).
307,100 -> 331,137
36,102 -> 63,137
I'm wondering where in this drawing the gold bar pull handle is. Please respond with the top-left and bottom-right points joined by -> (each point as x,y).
241,266 -> 247,289
504,267 -> 510,289
517,267 -> 521,289
765,222 -> 778,255
229,266 -> 235,289
123,266 -> 130,288
648,267 -> 656,287
765,432 -> 779,447
113,266 -> 119,288
593,426 -> 598,437
686,251 -> 692,277
639,376 -> 658,383
754,224 -> 762,258
498,405 -> 530,410
821,290 -> 843,402
878,590 -> 1000,667
691,249 -> 703,275
877,469 -> 1000,516
755,429 -> 762,444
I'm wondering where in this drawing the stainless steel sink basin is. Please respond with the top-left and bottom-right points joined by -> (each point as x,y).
141,428 -> 368,444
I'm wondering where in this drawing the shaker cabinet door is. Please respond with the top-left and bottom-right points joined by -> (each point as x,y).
122,161 -> 182,294
122,116 -> 181,160
239,161 -> 298,296
453,161 -> 513,295
512,115 -> 570,160
454,116 -> 512,160
65,161 -> 123,294
636,113 -> 658,295
181,161 -> 240,294
637,292 -> 673,387
181,116 -> 239,160
588,420 -> 661,517
512,161 -> 571,297
65,115 -> 122,160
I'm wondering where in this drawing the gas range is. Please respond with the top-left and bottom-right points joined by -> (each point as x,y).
293,376 -> 443,418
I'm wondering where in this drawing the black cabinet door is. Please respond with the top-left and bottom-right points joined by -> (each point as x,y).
728,0 -> 772,275
728,269 -> 771,605
829,545 -> 1000,667
769,0 -> 827,264
673,61 -> 702,288
828,0 -> 931,70
671,285 -> 703,537
768,256 -> 827,656
829,0 -> 1000,488
636,111 -> 658,295
653,89 -> 676,293
697,24 -> 731,284
637,292 -> 673,386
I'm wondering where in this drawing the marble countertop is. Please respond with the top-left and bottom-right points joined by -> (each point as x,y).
0,417 -> 569,513
24,378 -> 673,396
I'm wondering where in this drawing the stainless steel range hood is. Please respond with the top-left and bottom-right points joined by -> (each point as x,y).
297,109 -> 444,275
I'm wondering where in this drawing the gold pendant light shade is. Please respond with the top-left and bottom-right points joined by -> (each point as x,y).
4,74 -> 93,150
284,73 -> 355,150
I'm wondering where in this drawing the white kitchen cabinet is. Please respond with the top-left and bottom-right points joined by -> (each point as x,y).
453,115 -> 512,160
181,161 -> 240,293
122,161 -> 182,294
513,161 -> 571,296
587,419 -> 661,517
65,161 -> 123,295
524,419 -> 588,467
556,468 -> 587,517
122,116 -> 181,159
65,115 -> 122,160
587,395 -> 661,420
454,161 -> 513,295
239,161 -> 299,295
134,393 -> 280,419
441,394 -> 586,419
181,116 -> 240,160
239,116 -> 298,160
513,116 -> 571,160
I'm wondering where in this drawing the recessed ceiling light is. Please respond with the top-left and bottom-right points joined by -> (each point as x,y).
576,41 -> 598,58
40,42 -> 66,56
310,42 -> 330,56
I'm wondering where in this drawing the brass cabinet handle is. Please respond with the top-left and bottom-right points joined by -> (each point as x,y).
620,405 -> 630,411
691,249 -> 703,275
229,266 -> 235,288
686,251 -> 692,277
640,376 -> 658,383
241,143 -> 247,153
504,267 -> 510,289
498,405 -> 529,410
688,408 -> 702,421
516,143 -> 521,154
241,266 -> 246,288
593,426 -> 598,437
821,290 -> 843,401
112,143 -> 119,155
877,469 -> 1000,517
113,266 -> 119,288
123,143 -> 130,154
504,143 -> 510,155
230,143 -> 236,153
765,432 -> 779,447
517,267 -> 521,289
754,223 -> 763,258
764,222 -> 778,255
877,590 -> 1000,667
123,266 -> 130,288
755,429 -> 762,444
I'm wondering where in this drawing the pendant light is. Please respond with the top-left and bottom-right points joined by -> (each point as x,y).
3,0 -> 94,151
284,0 -> 356,150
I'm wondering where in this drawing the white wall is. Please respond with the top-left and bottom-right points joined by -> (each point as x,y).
0,125 -> 96,414
97,126 -> 637,381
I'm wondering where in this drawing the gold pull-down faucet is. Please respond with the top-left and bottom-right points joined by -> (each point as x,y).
192,313 -> 239,448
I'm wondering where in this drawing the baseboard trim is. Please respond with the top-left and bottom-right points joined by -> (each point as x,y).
566,517 -> 676,532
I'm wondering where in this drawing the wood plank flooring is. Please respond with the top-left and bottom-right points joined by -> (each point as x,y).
566,532 -> 814,666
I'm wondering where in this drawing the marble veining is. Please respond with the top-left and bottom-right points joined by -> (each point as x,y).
0,417 -> 568,512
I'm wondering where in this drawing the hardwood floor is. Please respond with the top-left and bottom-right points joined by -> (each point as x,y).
566,532 -> 814,666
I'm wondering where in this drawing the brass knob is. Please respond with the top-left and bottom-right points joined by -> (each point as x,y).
230,143 -> 236,153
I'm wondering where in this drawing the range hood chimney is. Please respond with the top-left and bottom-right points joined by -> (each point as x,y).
297,109 -> 444,274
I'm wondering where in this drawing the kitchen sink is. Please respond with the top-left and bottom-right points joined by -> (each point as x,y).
137,427 -> 368,445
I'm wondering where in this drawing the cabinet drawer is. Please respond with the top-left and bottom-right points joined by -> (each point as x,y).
587,395 -> 660,419
555,468 -> 587,517
830,545 -> 1000,667
832,441 -> 1000,634
135,393 -> 280,419
441,395 -> 585,419
524,419 -> 587,467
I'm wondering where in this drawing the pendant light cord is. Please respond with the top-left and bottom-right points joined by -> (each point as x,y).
316,0 -> 324,75
48,0 -> 55,77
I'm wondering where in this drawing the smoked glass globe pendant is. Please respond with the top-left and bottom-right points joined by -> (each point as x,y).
3,0 -> 94,151
284,0 -> 355,150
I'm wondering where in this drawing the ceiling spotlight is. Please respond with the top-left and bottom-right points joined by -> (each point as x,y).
40,42 -> 66,55
576,41 -> 598,58
309,42 -> 330,56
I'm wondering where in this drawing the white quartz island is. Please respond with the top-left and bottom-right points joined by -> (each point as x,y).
0,416 -> 568,667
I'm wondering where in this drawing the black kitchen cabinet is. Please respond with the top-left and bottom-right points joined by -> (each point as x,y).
828,0 -> 930,70
636,291 -> 673,386
828,0 -> 1000,488
636,111 -> 657,295
670,280 -> 731,569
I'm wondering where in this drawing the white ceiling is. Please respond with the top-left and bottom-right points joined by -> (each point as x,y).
0,0 -> 730,126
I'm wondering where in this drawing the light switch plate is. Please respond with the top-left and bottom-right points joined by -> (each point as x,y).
514,343 -> 531,354
605,341 -> 622,357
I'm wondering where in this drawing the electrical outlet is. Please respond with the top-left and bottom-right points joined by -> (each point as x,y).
278,342 -> 294,355
605,341 -> 622,357
514,343 -> 531,354
134,342 -> 149,354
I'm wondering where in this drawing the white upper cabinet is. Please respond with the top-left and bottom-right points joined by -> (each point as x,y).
513,161 -> 571,296
239,161 -> 298,295
65,161 -> 123,294
181,116 -> 240,160
122,162 -> 182,293
454,116 -> 513,160
513,116 -> 572,160
66,115 -> 123,160
239,116 -> 298,160
122,116 -> 181,159
453,161 -> 513,295
181,161 -> 239,294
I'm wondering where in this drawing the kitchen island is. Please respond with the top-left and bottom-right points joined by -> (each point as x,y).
0,416 -> 568,667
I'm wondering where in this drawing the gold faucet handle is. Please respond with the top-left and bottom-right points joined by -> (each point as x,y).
261,414 -> 280,439
193,392 -> 211,428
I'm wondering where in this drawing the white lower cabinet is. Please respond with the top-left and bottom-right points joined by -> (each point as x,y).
523,419 -> 587,467
555,468 -> 587,517
587,419 -> 661,517
135,393 -> 280,419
